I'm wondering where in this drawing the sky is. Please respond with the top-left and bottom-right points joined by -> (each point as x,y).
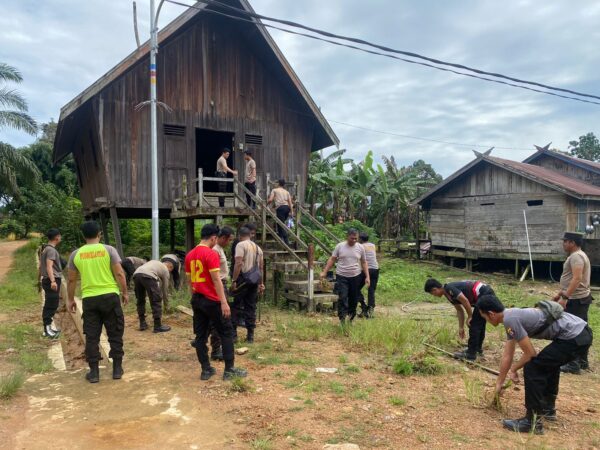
1,0 -> 599,177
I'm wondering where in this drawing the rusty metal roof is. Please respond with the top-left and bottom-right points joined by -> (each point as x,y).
414,154 -> 600,205
488,156 -> 600,197
523,148 -> 600,173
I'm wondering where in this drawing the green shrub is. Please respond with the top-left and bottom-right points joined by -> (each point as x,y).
0,219 -> 26,238
392,358 -> 413,376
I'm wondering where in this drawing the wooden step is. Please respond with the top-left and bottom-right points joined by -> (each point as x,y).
282,292 -> 338,307
272,260 -> 322,273
284,279 -> 334,294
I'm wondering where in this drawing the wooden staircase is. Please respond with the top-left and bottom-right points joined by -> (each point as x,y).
233,181 -> 339,312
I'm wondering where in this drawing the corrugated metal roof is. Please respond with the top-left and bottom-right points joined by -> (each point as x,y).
414,154 -> 600,205
523,148 -> 600,172
488,156 -> 600,196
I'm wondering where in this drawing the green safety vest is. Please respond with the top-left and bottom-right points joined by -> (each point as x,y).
73,243 -> 119,298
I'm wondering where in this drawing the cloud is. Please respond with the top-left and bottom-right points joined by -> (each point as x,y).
1,0 -> 599,177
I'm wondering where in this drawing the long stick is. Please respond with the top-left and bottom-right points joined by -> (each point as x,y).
523,210 -> 535,281
424,343 -> 500,376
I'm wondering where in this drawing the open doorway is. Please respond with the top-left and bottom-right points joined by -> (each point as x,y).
195,128 -> 235,193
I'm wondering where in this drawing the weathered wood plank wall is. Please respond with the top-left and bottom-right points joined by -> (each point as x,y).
81,14 -> 316,212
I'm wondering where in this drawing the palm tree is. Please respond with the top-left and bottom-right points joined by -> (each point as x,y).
0,142 -> 40,201
0,63 -> 37,134
0,62 -> 39,199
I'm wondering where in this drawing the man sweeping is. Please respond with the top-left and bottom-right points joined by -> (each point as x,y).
477,294 -> 592,434
132,259 -> 174,333
424,278 -> 495,360
67,221 -> 128,383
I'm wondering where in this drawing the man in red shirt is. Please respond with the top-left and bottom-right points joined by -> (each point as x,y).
185,224 -> 247,381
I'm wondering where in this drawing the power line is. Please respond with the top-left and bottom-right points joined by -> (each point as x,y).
164,0 -> 600,106
193,0 -> 600,102
326,119 -> 533,151
161,0 -> 563,150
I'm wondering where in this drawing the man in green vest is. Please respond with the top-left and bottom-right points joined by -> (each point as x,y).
67,221 -> 128,383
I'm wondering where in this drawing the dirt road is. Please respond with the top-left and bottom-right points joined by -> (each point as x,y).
0,240 -> 28,283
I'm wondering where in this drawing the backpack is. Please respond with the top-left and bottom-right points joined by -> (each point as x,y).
529,300 -> 564,338
240,243 -> 261,286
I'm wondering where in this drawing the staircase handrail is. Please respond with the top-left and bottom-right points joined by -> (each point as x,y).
296,204 -> 340,244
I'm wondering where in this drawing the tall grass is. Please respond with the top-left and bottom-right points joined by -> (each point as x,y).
0,372 -> 25,399
0,240 -> 41,311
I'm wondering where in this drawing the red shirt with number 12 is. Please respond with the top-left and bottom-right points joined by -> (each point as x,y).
184,244 -> 221,301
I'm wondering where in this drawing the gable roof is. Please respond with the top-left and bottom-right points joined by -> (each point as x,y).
414,154 -> 600,206
523,147 -> 600,174
54,0 -> 338,155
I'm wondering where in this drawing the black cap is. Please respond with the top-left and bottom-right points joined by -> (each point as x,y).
563,231 -> 584,241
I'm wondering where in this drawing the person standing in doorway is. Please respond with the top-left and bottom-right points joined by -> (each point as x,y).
67,221 -> 128,383
244,150 -> 257,209
553,231 -> 593,374
320,229 -> 370,325
231,226 -> 265,343
357,232 -> 379,319
216,148 -> 237,207
40,228 -> 63,339
267,179 -> 293,245
185,224 -> 247,381
132,259 -> 174,333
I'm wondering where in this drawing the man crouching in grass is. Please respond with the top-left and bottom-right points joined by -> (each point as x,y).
477,294 -> 592,434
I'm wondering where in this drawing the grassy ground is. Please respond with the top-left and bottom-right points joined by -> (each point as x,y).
0,241 -> 53,399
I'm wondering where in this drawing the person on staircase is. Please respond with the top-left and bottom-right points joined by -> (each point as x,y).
40,228 -> 63,339
67,221 -> 128,383
231,226 -> 265,343
244,150 -> 257,209
132,259 -> 174,333
267,179 -> 293,245
357,232 -> 379,319
320,229 -> 370,325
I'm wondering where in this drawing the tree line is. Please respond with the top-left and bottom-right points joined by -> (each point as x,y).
2,61 -> 600,247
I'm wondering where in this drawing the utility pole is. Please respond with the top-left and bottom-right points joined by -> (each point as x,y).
149,0 -> 160,260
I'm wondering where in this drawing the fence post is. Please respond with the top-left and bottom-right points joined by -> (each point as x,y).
261,202 -> 267,246
266,172 -> 271,198
307,244 -> 315,313
198,168 -> 203,208
295,174 -> 302,242
234,177 -> 239,208
182,174 -> 188,209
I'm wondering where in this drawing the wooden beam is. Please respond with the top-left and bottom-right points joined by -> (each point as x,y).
109,207 -> 124,257
170,219 -> 176,251
99,210 -> 110,245
185,218 -> 195,251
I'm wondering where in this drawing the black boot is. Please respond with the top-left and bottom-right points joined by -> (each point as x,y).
139,317 -> 148,331
112,358 -> 124,380
153,318 -> 171,333
560,360 -> 581,374
453,349 -> 476,361
246,328 -> 254,344
85,362 -> 100,383
211,348 -> 224,361
502,414 -> 543,434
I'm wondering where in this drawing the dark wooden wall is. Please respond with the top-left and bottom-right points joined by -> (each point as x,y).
530,154 -> 600,187
427,163 -> 568,259
81,14 -> 316,212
